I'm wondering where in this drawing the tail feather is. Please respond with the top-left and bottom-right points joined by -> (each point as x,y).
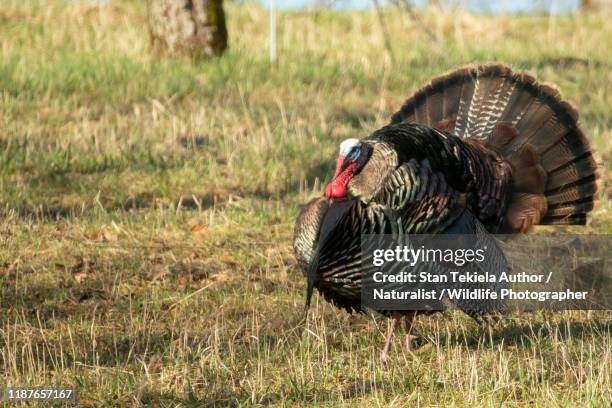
489,122 -> 519,150
425,85 -> 443,127
541,214 -> 587,225
391,64 -> 599,230
546,156 -> 598,191
454,73 -> 477,137
481,78 -> 515,138
545,200 -> 596,217
412,92 -> 430,126
441,77 -> 463,122
545,181 -> 599,206
540,133 -> 593,171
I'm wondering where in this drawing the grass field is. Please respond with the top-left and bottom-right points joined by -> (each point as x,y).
0,1 -> 610,406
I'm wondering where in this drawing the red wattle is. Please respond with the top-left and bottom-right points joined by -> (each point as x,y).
325,162 -> 357,199
325,181 -> 348,199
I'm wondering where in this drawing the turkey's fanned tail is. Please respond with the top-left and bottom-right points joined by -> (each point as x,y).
391,64 -> 599,231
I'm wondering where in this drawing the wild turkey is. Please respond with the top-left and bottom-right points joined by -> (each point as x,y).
293,64 -> 599,360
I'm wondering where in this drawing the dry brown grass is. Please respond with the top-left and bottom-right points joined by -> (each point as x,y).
0,1 -> 610,406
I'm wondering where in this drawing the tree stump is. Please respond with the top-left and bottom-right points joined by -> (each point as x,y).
581,0 -> 612,11
148,0 -> 228,58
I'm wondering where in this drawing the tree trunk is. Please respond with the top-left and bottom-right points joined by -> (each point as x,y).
581,0 -> 612,11
148,0 -> 228,58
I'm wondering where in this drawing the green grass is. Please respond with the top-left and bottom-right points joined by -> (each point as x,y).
0,1 -> 610,406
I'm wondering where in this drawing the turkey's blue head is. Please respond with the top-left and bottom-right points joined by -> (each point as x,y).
325,138 -> 372,199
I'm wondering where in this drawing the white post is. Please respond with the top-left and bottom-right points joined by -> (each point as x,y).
270,0 -> 277,63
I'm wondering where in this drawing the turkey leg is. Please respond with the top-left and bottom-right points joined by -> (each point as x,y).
381,313 -> 401,361
403,312 -> 419,353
